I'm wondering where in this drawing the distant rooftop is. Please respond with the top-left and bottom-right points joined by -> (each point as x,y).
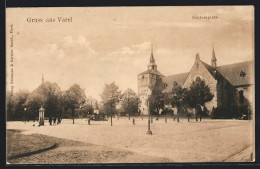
162,72 -> 189,93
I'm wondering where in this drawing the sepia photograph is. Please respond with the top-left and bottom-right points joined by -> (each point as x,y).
6,6 -> 255,164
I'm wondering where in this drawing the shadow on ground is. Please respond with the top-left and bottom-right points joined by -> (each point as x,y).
7,129 -> 171,164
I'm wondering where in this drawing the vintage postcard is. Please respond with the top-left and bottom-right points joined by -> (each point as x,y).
6,6 -> 255,164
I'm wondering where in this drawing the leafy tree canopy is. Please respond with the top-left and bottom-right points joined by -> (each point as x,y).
62,84 -> 86,124
121,88 -> 140,115
185,78 -> 214,108
148,78 -> 166,115
7,90 -> 30,120
26,82 -> 62,118
100,82 -> 121,115
62,84 -> 86,111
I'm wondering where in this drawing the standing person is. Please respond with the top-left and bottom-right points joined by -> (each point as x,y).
57,116 -> 61,124
49,116 -> 52,125
187,110 -> 191,122
177,109 -> 180,122
53,116 -> 56,125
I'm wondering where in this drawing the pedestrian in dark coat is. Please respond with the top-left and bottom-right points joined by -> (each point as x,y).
58,117 -> 61,124
53,117 -> 56,125
49,116 -> 52,125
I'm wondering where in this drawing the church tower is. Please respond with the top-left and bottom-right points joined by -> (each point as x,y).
211,45 -> 217,68
137,45 -> 165,115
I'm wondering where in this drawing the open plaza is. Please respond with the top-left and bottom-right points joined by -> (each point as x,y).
6,116 -> 254,163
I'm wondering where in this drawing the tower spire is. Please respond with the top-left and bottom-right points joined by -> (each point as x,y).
211,44 -> 217,68
148,43 -> 157,70
150,44 -> 155,64
42,73 -> 44,84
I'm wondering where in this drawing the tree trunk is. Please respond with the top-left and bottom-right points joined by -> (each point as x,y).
177,107 -> 179,122
72,110 -> 75,124
110,103 -> 113,126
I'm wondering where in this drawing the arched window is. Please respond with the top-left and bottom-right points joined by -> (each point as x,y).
194,76 -> 202,81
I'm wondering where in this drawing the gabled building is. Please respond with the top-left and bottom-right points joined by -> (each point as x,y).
137,46 -> 254,117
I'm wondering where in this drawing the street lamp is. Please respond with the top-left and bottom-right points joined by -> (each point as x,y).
146,90 -> 152,135
24,107 -> 27,123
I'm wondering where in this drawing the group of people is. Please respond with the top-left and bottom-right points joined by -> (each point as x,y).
49,116 -> 61,125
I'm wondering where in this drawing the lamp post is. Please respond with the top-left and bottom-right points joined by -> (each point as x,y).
146,90 -> 152,135
24,107 -> 27,123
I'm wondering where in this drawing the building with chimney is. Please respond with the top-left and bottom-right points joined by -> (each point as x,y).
137,46 -> 254,117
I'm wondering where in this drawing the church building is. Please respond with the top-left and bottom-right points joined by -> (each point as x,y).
137,47 -> 254,118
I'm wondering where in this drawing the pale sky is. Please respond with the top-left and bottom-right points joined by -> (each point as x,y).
6,6 -> 254,101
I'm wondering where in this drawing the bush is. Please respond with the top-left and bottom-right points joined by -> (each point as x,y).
202,106 -> 210,117
161,108 -> 174,115
211,107 -> 224,119
177,108 -> 189,117
211,106 -> 241,119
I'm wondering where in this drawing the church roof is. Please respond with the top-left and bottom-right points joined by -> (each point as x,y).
162,72 -> 189,93
138,69 -> 165,77
160,60 -> 253,93
200,60 -> 253,87
201,61 -> 217,78
216,61 -> 254,87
